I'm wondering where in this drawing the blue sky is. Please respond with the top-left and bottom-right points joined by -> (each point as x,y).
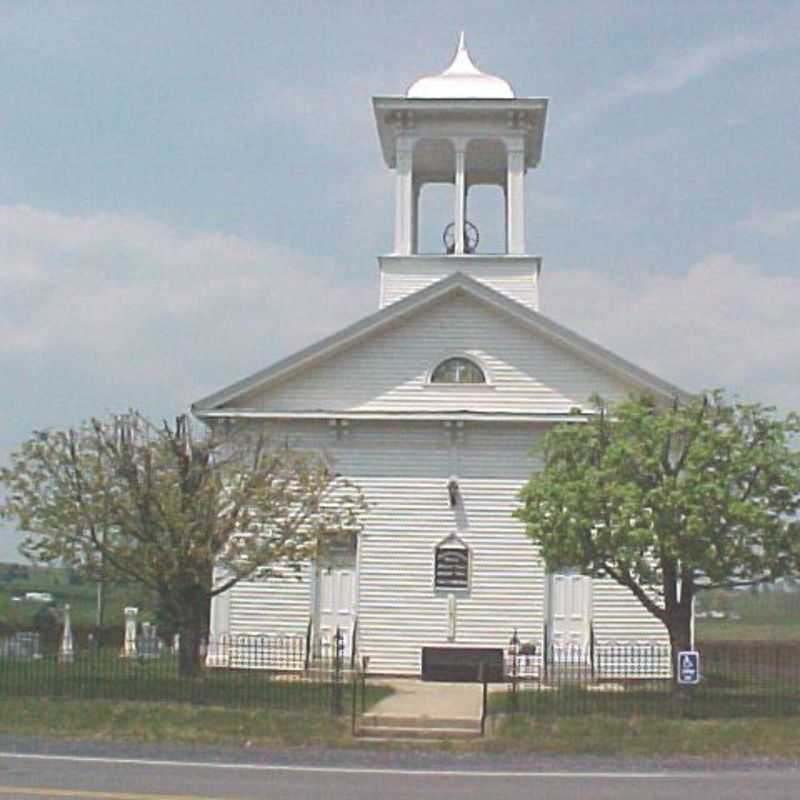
2,1 -> 799,561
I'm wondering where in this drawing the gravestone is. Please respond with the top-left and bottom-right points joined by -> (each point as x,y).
0,632 -> 42,660
59,604 -> 74,663
138,622 -> 160,659
123,607 -> 138,657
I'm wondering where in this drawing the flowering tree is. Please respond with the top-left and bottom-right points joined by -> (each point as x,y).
1,413 -> 365,675
516,393 -> 800,676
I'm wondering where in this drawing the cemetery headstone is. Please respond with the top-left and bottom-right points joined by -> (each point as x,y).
59,604 -> 74,663
123,607 -> 139,657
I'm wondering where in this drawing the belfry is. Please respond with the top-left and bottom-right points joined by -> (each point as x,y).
374,34 -> 548,310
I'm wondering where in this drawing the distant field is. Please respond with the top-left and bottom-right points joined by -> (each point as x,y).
697,621 -> 800,643
696,586 -> 800,643
0,562 -> 151,628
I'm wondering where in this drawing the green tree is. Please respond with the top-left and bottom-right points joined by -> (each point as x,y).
1,413 -> 365,675
516,393 -> 800,676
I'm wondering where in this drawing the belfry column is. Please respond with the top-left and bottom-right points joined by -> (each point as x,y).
411,180 -> 421,254
506,145 -> 526,254
454,142 -> 467,254
394,138 -> 414,255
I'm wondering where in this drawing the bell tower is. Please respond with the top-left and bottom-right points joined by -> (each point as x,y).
373,34 -> 548,310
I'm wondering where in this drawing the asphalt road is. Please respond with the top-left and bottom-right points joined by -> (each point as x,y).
1,740 -> 799,800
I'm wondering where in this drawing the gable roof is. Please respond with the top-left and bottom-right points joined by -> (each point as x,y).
192,272 -> 690,416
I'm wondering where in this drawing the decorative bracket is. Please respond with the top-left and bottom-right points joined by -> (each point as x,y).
443,419 -> 465,445
385,109 -> 415,130
327,419 -> 351,442
507,109 -> 535,130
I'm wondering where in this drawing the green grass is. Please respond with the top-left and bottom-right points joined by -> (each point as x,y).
0,697 -> 352,748
2,696 -> 798,758
487,714 -> 800,758
0,651 -> 391,713
489,684 -> 800,719
697,621 -> 800,643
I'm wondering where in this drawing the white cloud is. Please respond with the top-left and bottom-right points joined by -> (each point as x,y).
243,66 -> 404,155
739,207 -> 800,239
543,254 -> 800,410
568,31 -> 776,126
0,204 -> 374,421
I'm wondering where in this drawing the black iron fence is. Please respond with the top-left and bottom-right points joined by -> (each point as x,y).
498,641 -> 800,719
0,630 -> 370,715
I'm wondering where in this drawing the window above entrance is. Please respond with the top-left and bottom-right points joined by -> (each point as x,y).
430,356 -> 486,385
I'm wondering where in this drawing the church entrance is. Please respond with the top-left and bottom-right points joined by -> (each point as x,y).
313,536 -> 358,663
547,571 -> 592,662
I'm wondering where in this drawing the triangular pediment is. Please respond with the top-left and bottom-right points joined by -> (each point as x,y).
193,273 -> 688,418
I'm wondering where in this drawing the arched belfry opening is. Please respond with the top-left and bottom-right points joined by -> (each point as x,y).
414,139 -> 455,254
414,138 -> 508,255
465,139 -> 507,255
373,34 -> 548,309
392,133 -> 524,257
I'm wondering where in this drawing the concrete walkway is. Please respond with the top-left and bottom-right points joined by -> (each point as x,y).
368,678 -> 482,720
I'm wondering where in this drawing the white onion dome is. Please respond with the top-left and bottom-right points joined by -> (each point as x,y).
407,33 -> 514,100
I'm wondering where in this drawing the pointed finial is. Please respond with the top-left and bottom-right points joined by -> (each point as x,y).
444,31 -> 482,77
406,32 -> 514,99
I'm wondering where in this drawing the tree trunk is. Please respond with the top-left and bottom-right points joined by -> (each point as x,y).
665,605 -> 693,688
168,583 -> 211,678
177,621 -> 204,678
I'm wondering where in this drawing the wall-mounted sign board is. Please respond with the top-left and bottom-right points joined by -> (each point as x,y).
435,547 -> 469,589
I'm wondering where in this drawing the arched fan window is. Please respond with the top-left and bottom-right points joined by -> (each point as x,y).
430,356 -> 486,384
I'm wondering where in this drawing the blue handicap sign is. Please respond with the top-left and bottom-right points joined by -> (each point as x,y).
678,650 -> 700,685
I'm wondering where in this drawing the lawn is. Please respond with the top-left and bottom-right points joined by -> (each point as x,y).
487,715 -> 800,758
0,650 -> 391,714
3,695 -> 799,758
489,681 -> 800,719
0,697 -> 354,748
697,620 -> 800,643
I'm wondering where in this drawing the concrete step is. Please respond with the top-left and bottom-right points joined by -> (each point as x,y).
356,725 -> 482,741
353,736 -> 478,745
359,714 -> 480,731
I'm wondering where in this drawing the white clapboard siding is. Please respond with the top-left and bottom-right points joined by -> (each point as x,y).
355,476 -> 544,674
592,577 -> 668,646
457,425 -> 543,478
236,293 -> 640,414
292,421 -> 545,674
379,256 -> 539,310
227,564 -> 312,638
208,418 -> 672,675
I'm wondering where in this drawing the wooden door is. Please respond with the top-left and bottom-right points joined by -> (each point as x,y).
315,560 -> 357,660
549,571 -> 592,661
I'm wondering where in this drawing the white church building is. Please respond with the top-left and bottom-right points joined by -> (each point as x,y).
193,37 -> 685,677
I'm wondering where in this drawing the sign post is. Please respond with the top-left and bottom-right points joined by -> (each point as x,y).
677,650 -> 700,685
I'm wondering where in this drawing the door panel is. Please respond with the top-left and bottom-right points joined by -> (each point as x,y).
316,562 -> 357,660
549,572 -> 592,661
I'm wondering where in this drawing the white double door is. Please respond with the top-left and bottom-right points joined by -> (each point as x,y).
548,571 -> 592,660
314,557 -> 358,660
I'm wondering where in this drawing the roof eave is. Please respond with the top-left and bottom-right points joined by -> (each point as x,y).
192,274 -> 470,412
372,96 -> 549,169
191,271 -> 692,415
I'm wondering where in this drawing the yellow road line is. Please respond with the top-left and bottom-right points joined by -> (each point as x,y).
0,787 -> 226,800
